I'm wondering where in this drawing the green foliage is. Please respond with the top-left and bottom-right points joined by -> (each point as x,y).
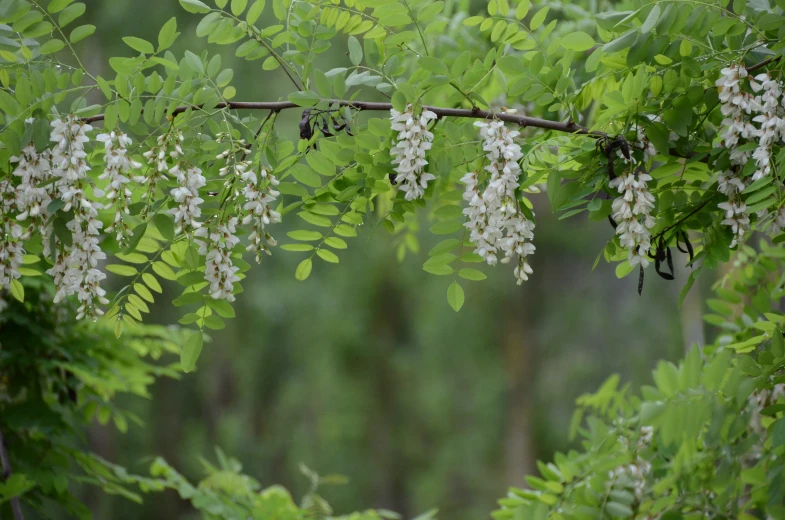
2,0 -> 785,517
0,278 -> 183,517
150,453 -> 402,520
494,245 -> 785,519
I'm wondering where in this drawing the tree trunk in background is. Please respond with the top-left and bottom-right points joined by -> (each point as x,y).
502,299 -> 536,486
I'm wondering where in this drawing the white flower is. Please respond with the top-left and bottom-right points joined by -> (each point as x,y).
10,144 -> 54,252
96,131 -> 141,247
610,172 -> 655,268
195,217 -> 241,302
46,116 -> 108,319
390,105 -> 437,200
169,165 -> 205,234
241,166 -> 281,262
0,180 -> 25,292
463,120 -> 535,283
141,129 -> 184,199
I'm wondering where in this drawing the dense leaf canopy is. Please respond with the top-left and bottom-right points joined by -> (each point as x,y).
1,0 -> 785,518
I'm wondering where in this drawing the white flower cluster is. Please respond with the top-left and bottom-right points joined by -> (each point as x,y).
635,128 -> 657,165
241,166 -> 281,262
11,144 -> 54,240
0,180 -> 24,293
169,165 -> 206,234
608,425 -> 654,500
96,131 -> 140,247
141,129 -> 184,201
717,169 -> 750,247
195,217 -> 241,302
716,64 -> 785,245
610,172 -> 655,268
390,105 -> 437,201
47,117 -> 109,319
462,120 -> 535,284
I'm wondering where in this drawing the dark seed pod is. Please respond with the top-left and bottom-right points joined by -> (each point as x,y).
638,265 -> 645,295
299,109 -> 313,140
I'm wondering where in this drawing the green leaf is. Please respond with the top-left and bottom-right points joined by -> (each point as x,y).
158,17 -> 179,51
207,298 -> 236,318
316,249 -> 339,263
10,279 -> 24,302
447,281 -> 465,312
106,264 -> 138,276
530,6 -> 549,30
324,237 -> 347,249
48,0 -> 75,13
287,230 -> 322,241
39,39 -> 65,55
123,36 -> 154,54
295,258 -> 313,280
58,2 -> 85,27
231,0 -> 248,15
640,5 -> 661,33
181,330 -> 203,372
179,0 -> 211,13
288,90 -> 320,107
459,268 -> 487,281
561,31 -> 595,51
154,213 -> 175,240
246,0 -> 265,24
281,244 -> 315,252
69,24 -> 95,43
348,35 -> 362,65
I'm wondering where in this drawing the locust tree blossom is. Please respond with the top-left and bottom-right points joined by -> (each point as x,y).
141,129 -> 184,202
610,172 -> 655,268
390,105 -> 437,200
47,117 -> 109,319
11,144 -> 54,240
749,72 -> 785,181
241,166 -> 281,262
195,217 -> 241,301
170,165 -> 206,234
0,180 -> 24,293
96,131 -> 140,247
462,120 -> 535,283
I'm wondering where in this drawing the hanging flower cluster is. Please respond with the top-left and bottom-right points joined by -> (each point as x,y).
242,166 -> 281,263
462,120 -> 535,284
48,117 -> 109,319
715,64 -> 785,244
0,180 -> 24,294
96,131 -> 140,247
610,172 -> 655,268
141,129 -> 184,203
195,217 -> 241,302
390,105 -> 437,201
11,144 -> 53,241
169,165 -> 206,235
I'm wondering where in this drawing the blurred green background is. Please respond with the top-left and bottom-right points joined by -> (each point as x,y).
77,1 -> 703,518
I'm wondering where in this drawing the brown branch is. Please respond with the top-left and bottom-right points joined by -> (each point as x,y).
0,425 -> 25,520
82,99 -> 605,138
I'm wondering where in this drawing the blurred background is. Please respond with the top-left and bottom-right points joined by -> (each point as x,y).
78,1 -> 704,518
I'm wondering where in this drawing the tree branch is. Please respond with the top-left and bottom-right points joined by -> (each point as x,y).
0,425 -> 25,520
82,99 -> 605,138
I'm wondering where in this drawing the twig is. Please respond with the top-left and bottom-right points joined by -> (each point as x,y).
82,99 -> 605,137
0,425 -> 25,520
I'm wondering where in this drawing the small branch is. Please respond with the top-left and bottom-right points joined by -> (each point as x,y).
747,55 -> 780,73
82,99 -> 605,137
0,425 -> 25,520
